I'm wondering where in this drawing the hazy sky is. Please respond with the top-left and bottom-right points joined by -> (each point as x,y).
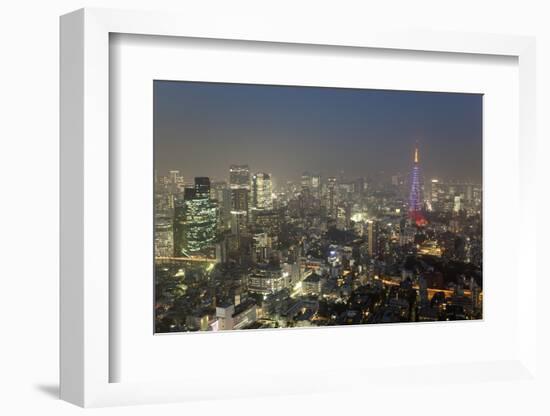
154,80 -> 482,186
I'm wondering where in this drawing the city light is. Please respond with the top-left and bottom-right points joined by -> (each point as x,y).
153,81 -> 483,333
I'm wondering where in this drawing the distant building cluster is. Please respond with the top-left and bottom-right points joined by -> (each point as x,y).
154,147 -> 483,333
428,179 -> 482,214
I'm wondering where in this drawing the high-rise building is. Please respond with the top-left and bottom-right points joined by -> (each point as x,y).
194,177 -> 211,199
230,187 -> 249,236
185,200 -> 217,253
366,220 -> 379,258
252,172 -> 273,210
231,188 -> 249,213
301,172 -> 312,189
252,232 -> 272,263
301,171 -> 322,200
169,170 -> 180,185
326,177 -> 338,219
211,181 -> 228,202
311,174 -> 321,197
181,177 -> 218,254
154,216 -> 174,257
169,170 -> 185,195
173,200 -> 187,256
430,178 -> 441,211
230,166 -> 251,237
336,203 -> 351,230
211,181 -> 232,229
453,195 -> 462,213
354,177 -> 366,195
408,145 -> 426,226
229,164 -> 250,190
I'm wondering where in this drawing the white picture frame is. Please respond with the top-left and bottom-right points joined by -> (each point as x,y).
60,7 -> 538,408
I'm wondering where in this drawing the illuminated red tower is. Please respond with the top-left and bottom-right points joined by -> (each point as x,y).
409,144 -> 427,226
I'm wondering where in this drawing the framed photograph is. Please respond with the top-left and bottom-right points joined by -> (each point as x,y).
60,8 -> 538,408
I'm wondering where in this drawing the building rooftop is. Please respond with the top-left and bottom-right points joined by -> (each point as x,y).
233,299 -> 257,317
303,273 -> 322,283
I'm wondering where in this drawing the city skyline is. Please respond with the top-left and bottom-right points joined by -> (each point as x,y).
154,81 -> 483,333
154,81 -> 482,184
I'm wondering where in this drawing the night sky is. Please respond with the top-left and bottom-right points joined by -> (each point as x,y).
154,80 -> 482,186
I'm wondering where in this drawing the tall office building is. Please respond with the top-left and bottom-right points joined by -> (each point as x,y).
173,200 -> 187,256
311,174 -> 321,198
326,177 -> 338,219
366,220 -> 379,258
230,165 -> 251,236
301,172 -> 312,189
211,181 -> 232,229
154,216 -> 174,257
336,203 -> 352,230
194,177 -> 211,199
231,188 -> 249,213
169,170 -> 180,185
430,178 -> 441,211
302,172 -> 321,197
179,177 -> 218,254
185,198 -> 217,253
169,170 -> 185,195
230,187 -> 249,236
229,165 -> 250,189
252,172 -> 273,210
453,196 -> 462,213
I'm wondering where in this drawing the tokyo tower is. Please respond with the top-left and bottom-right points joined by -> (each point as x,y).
409,144 -> 427,226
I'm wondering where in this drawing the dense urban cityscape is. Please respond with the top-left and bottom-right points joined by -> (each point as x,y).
153,81 -> 482,333
154,145 -> 483,332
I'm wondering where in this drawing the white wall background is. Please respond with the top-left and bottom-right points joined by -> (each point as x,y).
0,0 -> 548,414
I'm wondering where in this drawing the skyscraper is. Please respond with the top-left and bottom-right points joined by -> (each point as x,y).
408,145 -> 426,226
211,181 -> 232,229
311,174 -> 321,198
230,165 -> 251,236
168,170 -> 185,195
251,172 -> 273,210
154,216 -> 174,257
325,177 -> 338,219
183,177 -> 218,254
229,165 -> 250,190
366,220 -> 379,258
231,188 -> 249,214
230,187 -> 249,236
430,178 -> 441,211
194,177 -> 211,199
